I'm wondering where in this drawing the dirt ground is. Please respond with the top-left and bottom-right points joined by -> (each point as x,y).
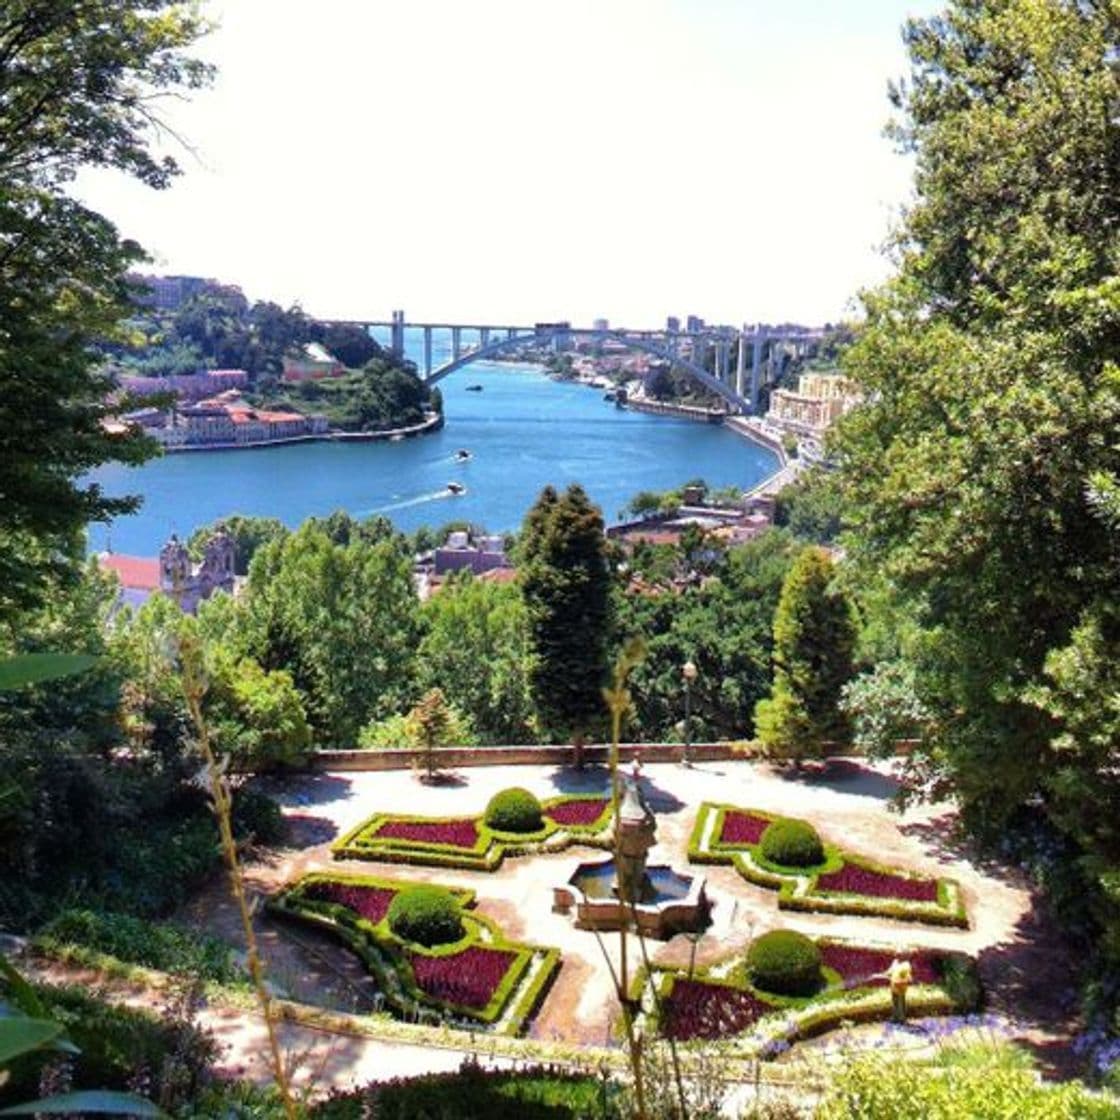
174,758 -> 1082,1075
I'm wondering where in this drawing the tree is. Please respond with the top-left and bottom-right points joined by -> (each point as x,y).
754,547 -> 855,764
0,2 -> 212,619
188,515 -> 289,576
417,574 -> 534,744
519,485 -> 612,766
411,688 -> 454,782
315,322 -> 381,370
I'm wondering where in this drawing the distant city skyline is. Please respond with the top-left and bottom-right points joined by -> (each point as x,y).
75,1 -> 939,326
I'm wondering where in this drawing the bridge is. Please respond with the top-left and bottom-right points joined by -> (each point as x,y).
324,311 -> 823,414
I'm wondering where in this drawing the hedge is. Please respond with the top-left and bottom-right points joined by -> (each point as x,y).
631,933 -> 978,1050
688,803 -> 968,928
268,871 -> 561,1035
332,793 -> 614,870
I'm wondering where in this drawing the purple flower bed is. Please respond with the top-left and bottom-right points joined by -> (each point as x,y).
375,818 -> 481,850
815,863 -> 939,903
819,944 -> 940,989
662,977 -> 772,1041
304,880 -> 398,924
719,810 -> 771,846
409,944 -> 517,1009
544,798 -> 609,828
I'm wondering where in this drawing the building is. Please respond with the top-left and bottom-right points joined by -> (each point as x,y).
281,343 -> 345,382
151,391 -> 327,448
120,369 -> 249,402
592,318 -> 610,332
666,316 -> 681,334
766,371 -> 860,438
685,315 -> 705,333
100,529 -> 235,613
432,531 -> 512,577
134,274 -> 213,311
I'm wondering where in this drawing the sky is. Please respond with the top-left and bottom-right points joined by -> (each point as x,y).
75,1 -> 939,328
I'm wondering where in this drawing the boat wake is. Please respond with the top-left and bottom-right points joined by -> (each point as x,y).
360,489 -> 459,516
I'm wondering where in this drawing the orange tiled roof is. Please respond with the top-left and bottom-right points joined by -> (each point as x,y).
100,554 -> 160,590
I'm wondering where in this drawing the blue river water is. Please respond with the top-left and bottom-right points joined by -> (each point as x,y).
87,361 -> 779,555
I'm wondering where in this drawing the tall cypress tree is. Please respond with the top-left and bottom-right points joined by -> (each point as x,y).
754,547 -> 855,765
520,484 -> 612,767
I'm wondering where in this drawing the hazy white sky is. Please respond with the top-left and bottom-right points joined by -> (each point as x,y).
75,1 -> 937,327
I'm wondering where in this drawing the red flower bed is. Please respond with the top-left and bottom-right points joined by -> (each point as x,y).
815,863 -> 939,903
304,880 -> 398,924
544,798 -> 609,828
662,978 -> 771,1041
375,818 -> 481,850
408,944 -> 517,1009
719,810 -> 771,846
819,944 -> 940,990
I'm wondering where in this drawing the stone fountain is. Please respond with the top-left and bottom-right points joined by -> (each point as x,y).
553,772 -> 708,939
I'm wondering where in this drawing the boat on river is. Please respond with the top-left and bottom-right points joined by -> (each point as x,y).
453,449 -> 472,462
447,482 -> 466,495
465,384 -> 484,392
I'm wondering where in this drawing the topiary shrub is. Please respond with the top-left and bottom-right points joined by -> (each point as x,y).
484,788 -> 543,834
746,929 -> 823,996
387,885 -> 463,947
759,818 -> 824,868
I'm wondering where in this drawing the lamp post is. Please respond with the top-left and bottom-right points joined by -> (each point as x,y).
681,659 -> 697,766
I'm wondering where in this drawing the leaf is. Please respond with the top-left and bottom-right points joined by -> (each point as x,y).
0,1018 -> 62,1065
0,655 -> 97,692
0,1090 -> 164,1117
0,955 -> 47,1018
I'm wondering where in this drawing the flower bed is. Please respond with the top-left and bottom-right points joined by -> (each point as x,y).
268,871 -> 559,1035
688,802 -> 967,928
816,863 -> 939,903
662,977 -> 771,1041
333,793 -> 613,870
375,818 -> 481,850
409,944 -> 519,1009
641,934 -> 977,1049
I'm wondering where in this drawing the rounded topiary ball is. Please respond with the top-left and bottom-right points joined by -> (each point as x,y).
746,930 -> 823,997
485,787 -> 543,833
759,818 -> 824,868
387,885 -> 463,947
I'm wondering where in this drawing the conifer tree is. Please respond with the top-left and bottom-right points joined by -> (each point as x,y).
754,547 -> 855,764
520,484 -> 612,767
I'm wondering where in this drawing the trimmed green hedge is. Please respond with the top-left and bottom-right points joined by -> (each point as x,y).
332,793 -> 614,870
759,818 -> 824,869
485,788 -> 543,833
268,872 -> 561,1035
746,930 -> 823,996
387,886 -> 463,947
633,934 -> 979,1051
688,803 -> 968,928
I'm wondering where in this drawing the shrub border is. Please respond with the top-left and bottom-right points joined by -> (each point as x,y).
267,871 -> 560,1035
632,933 -> 977,1050
688,803 -> 968,928
331,793 -> 614,871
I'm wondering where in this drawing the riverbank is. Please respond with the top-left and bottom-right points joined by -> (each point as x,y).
160,411 -> 443,453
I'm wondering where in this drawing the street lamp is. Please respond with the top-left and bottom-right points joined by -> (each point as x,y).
681,660 -> 698,766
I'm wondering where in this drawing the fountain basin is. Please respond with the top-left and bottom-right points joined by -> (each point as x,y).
554,856 -> 709,939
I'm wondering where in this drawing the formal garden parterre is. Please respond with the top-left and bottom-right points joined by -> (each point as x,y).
688,803 -> 968,927
636,933 -> 978,1047
268,871 -> 560,1034
331,790 -> 614,870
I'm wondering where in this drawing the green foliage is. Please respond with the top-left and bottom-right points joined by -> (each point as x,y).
386,885 -> 463,947
244,522 -> 421,745
773,468 -> 845,545
0,655 -> 96,692
0,3 -> 211,620
311,1061 -> 611,1120
755,547 -> 855,764
759,818 -> 825,868
816,1048 -> 1117,1119
484,788 -> 544,834
417,574 -> 534,744
187,516 -> 289,576
618,529 -> 799,741
520,485 -> 612,758
745,930 -> 822,997
36,909 -> 237,983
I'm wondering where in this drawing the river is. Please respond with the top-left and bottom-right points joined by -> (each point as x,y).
87,360 -> 779,555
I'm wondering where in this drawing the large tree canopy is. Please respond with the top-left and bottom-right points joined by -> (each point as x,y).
833,0 -> 1120,976
0,2 -> 212,619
